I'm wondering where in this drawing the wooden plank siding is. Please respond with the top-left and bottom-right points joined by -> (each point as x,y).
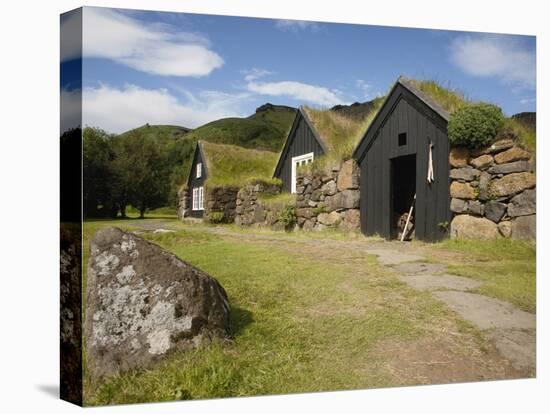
187,145 -> 207,218
355,82 -> 451,242
274,111 -> 326,192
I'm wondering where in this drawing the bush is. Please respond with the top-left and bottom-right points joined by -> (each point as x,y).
278,205 -> 297,231
208,211 -> 225,223
448,103 -> 504,149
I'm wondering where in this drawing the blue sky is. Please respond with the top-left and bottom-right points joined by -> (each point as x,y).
61,7 -> 536,134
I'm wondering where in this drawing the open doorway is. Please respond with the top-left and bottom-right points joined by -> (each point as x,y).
391,154 -> 416,240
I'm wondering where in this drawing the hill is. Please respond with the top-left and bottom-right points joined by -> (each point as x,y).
512,112 -> 536,132
182,103 -> 297,153
330,97 -> 385,121
118,124 -> 192,141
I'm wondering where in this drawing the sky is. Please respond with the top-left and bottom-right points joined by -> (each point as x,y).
60,7 -> 536,134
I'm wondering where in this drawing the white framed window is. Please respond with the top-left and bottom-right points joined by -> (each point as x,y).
192,187 -> 204,210
192,186 -> 204,211
291,152 -> 314,193
198,186 -> 204,210
196,162 -> 202,178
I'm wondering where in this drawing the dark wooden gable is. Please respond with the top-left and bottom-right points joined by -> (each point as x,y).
187,142 -> 208,217
353,78 -> 451,242
273,108 -> 327,192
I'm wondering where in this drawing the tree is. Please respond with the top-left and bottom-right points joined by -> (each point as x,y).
112,130 -> 171,218
83,127 -> 116,218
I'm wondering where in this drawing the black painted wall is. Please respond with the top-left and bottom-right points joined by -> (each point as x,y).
358,92 -> 451,242
187,145 -> 206,218
275,113 -> 325,192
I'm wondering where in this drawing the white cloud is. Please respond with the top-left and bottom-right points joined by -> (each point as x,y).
241,68 -> 274,82
81,84 -> 248,133
450,34 -> 535,89
60,88 -> 81,134
275,19 -> 320,32
75,8 -> 223,77
520,97 -> 535,105
246,80 -> 346,107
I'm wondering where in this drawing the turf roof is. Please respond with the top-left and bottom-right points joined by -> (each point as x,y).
198,141 -> 280,187
301,97 -> 384,161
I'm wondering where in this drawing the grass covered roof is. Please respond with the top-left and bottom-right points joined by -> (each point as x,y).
302,97 -> 384,161
199,141 -> 280,187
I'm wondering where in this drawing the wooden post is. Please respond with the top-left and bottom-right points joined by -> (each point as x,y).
401,193 -> 416,242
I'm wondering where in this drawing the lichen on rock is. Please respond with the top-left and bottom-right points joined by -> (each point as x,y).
85,227 -> 230,379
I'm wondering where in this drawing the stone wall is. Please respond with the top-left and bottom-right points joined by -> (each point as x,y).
235,181 -> 284,228
295,159 -> 361,231
176,187 -> 190,220
205,185 -> 240,223
449,138 -> 536,240
177,185 -> 239,223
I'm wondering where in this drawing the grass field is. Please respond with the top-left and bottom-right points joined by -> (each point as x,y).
82,218 -> 534,405
433,238 -> 536,313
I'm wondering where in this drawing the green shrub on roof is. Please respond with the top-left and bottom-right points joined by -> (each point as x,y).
448,103 -> 504,149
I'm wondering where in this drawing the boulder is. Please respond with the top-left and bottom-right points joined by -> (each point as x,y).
489,172 -> 536,198
466,200 -> 484,216
326,190 -> 360,210
508,189 -> 536,217
511,215 -> 536,240
470,154 -> 494,170
484,200 -> 507,223
498,221 -> 512,238
318,211 -> 341,226
321,180 -> 337,196
488,160 -> 532,175
494,147 -> 531,164
478,171 -> 492,201
296,208 -> 314,219
311,189 -> 323,201
472,139 -> 515,156
450,215 -> 499,239
450,198 -> 467,213
339,209 -> 360,231
450,167 -> 480,182
450,181 -> 476,200
302,219 -> 315,231
85,227 -> 230,379
449,147 -> 469,168
336,159 -> 360,191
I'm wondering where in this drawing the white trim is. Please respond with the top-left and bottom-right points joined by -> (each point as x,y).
291,152 -> 314,193
196,162 -> 202,178
192,186 -> 205,211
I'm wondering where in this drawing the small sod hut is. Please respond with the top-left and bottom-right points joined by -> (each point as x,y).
183,141 -> 279,220
353,77 -> 457,242
274,104 -> 380,193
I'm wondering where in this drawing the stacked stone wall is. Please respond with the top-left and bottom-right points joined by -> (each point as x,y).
449,139 -> 536,240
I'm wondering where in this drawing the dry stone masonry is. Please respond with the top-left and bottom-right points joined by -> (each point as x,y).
85,227 -> 230,379
449,139 -> 536,240
235,181 -> 285,229
204,185 -> 239,223
295,159 -> 361,231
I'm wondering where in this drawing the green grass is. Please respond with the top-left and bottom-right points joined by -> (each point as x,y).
257,192 -> 296,208
303,100 -> 382,162
199,141 -> 281,187
407,78 -> 468,114
502,117 -> 536,151
82,219 -> 480,405
434,238 -> 536,313
183,107 -> 296,153
119,124 -> 191,140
